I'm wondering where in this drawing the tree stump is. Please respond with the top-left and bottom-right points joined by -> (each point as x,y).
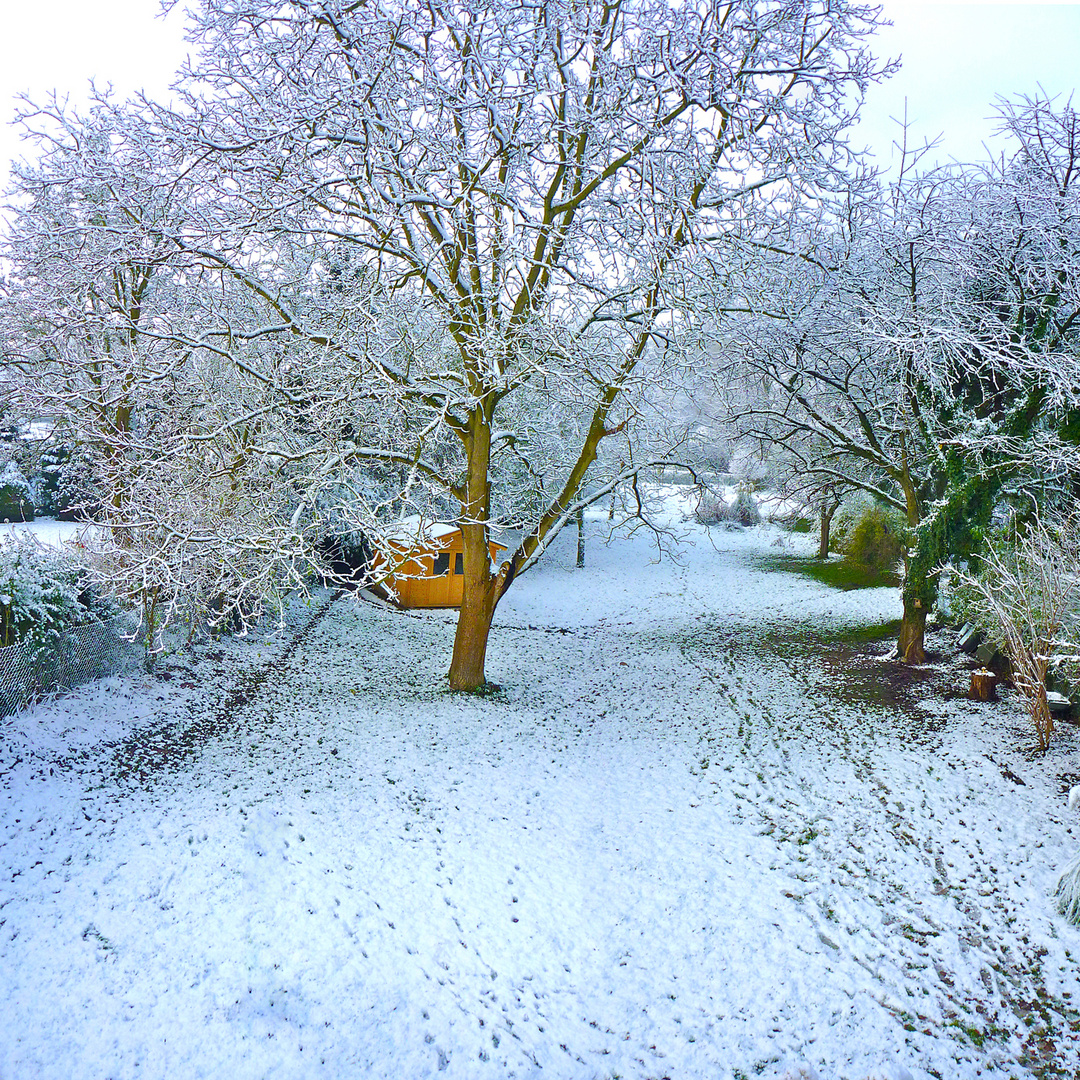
969,668 -> 998,702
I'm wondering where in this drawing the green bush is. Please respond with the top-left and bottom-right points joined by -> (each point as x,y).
0,538 -> 113,652
841,504 -> 906,575
827,498 -> 866,553
0,460 -> 34,523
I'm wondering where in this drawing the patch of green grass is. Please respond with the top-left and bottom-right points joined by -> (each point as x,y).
456,680 -> 506,700
946,1017 -> 987,1048
831,618 -> 903,645
755,553 -> 900,591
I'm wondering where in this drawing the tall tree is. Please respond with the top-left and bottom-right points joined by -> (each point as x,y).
2,97 -> 316,642
3,1 -> 887,688
158,0 -> 887,688
719,98 -> 1080,663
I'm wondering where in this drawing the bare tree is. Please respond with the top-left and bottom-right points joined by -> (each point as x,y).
951,514 -> 1080,751
2,97 -> 323,647
716,98 -> 1080,663
717,161 -> 965,659
89,0 -> 884,689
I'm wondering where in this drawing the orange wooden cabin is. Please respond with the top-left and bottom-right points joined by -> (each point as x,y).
375,520 -> 507,608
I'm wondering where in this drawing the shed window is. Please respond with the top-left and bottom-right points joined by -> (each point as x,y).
454,553 -> 464,575
433,552 -> 450,575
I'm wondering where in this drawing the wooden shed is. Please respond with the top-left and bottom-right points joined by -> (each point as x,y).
375,519 -> 507,608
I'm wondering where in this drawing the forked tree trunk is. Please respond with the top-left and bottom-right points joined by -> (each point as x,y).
445,364 -> 615,690
447,566 -> 499,691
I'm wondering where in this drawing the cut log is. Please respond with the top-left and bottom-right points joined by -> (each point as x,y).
969,668 -> 998,702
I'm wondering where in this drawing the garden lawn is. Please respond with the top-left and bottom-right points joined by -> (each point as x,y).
2,502 -> 1079,1079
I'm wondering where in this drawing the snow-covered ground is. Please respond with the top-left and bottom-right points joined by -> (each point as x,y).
2,506 -> 1079,1079
0,517 -> 88,549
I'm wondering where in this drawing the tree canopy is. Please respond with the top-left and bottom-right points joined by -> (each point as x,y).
3,0 -> 889,687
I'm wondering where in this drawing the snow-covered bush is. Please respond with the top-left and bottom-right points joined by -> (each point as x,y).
32,444 -> 67,517
0,537 -> 111,653
693,484 -> 760,527
950,515 -> 1080,751
0,460 -> 34,523
1055,850 -> 1080,925
55,448 -> 100,521
692,492 -> 726,526
731,484 -> 761,526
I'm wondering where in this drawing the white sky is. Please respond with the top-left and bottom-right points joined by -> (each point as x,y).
857,1 -> 1080,170
0,1 -> 1077,188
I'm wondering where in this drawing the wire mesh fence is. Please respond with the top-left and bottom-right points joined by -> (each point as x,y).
0,616 -> 140,718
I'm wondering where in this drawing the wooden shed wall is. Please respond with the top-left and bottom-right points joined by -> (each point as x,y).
379,532 -> 505,608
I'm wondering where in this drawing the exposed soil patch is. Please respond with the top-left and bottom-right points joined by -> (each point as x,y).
681,617 -> 981,735
108,589 -> 344,784
813,627 -> 965,709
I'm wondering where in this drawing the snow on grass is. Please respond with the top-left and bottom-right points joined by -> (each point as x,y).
0,517 -> 89,549
2,508 -> 1079,1079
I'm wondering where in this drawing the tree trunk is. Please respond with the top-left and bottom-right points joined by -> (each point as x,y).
448,541 -> 499,691
896,457 -> 930,664
818,497 -> 839,560
445,351 -> 616,690
897,594 -> 927,664
447,402 -> 500,692
576,507 -> 585,568
969,668 -> 998,701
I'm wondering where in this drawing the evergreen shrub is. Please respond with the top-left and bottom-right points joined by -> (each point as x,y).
0,537 -> 113,652
841,504 -> 906,575
0,461 -> 34,523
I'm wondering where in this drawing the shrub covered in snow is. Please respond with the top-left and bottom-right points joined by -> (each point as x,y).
0,460 -> 34,523
56,447 -> 100,521
731,484 -> 761,526
0,537 -> 111,652
693,484 -> 760,527
32,444 -> 67,517
1055,851 -> 1080,925
949,515 -> 1080,751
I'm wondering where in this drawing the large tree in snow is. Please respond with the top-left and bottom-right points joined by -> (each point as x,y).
5,0 -> 888,689
2,97 -> 320,643
719,97 -> 1080,664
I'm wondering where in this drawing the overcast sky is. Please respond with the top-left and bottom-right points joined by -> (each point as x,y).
0,0 -> 1077,189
